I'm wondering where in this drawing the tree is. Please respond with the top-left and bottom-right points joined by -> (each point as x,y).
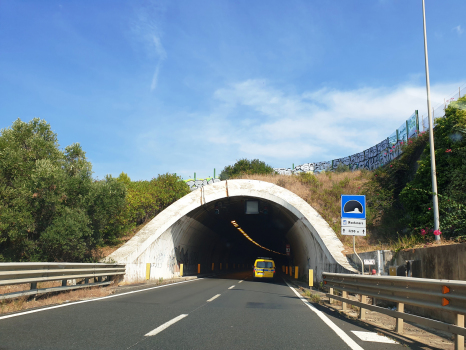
0,118 -> 127,261
219,159 -> 274,180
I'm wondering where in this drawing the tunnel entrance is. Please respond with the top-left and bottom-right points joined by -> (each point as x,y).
108,180 -> 356,283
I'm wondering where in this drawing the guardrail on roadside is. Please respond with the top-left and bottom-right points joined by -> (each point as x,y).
0,262 -> 126,301
323,272 -> 466,350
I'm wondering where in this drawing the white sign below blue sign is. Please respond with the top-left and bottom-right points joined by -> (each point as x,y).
341,195 -> 366,220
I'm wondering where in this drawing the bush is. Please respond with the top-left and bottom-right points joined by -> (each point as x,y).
0,119 -> 127,262
219,159 -> 274,180
399,96 -> 466,238
116,173 -> 190,229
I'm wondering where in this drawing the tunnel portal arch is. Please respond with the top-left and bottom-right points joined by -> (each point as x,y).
108,179 -> 356,282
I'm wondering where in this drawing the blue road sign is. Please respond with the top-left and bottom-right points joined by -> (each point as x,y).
341,195 -> 366,219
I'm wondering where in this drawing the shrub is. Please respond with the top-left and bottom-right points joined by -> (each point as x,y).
219,159 -> 274,180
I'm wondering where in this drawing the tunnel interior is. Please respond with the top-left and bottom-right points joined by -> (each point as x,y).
172,196 -> 302,274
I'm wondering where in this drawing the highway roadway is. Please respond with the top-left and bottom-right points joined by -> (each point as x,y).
0,271 -> 408,350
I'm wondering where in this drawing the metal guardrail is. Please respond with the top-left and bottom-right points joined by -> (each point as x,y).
0,262 -> 125,300
323,272 -> 466,350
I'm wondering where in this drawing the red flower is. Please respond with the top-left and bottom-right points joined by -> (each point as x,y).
446,149 -> 452,153
433,229 -> 442,236
420,229 -> 426,236
428,208 -> 431,210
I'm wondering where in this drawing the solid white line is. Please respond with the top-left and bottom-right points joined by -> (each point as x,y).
238,280 -> 243,283
285,281 -> 364,350
0,278 -> 203,321
207,294 -> 221,302
228,285 -> 235,289
145,314 -> 188,337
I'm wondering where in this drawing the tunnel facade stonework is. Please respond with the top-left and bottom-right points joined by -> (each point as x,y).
108,179 -> 356,283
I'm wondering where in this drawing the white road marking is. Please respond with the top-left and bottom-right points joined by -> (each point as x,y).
351,331 -> 398,344
228,285 -> 235,289
207,294 -> 221,302
145,314 -> 188,337
285,281 -> 364,350
238,280 -> 243,283
0,278 -> 203,321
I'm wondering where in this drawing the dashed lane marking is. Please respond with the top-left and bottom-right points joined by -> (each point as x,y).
238,280 -> 243,283
0,278 -> 203,321
207,294 -> 221,302
145,314 -> 188,337
228,285 -> 235,289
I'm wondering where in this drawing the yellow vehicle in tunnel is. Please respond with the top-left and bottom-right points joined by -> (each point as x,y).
253,258 -> 275,280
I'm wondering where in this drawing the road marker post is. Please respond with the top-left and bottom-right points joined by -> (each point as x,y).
198,264 -> 201,274
286,266 -> 288,274
309,269 -> 313,287
295,266 -> 299,279
212,263 -> 214,271
146,263 -> 150,280
220,263 -> 222,270
180,264 -> 183,277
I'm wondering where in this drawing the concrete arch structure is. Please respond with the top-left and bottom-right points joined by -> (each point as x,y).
108,179 -> 356,283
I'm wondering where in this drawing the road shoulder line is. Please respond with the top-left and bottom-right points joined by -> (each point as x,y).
285,281 -> 364,350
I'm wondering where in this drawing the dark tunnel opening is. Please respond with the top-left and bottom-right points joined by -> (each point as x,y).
183,196 -> 298,271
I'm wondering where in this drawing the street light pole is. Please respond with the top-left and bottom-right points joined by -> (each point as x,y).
422,0 -> 440,241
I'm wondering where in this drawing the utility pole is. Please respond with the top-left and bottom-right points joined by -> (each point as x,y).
422,0 -> 440,241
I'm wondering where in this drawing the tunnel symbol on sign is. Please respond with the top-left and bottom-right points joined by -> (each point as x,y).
343,200 -> 363,214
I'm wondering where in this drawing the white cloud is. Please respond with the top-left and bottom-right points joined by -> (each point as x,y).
454,25 -> 464,35
184,80 -> 461,165
131,2 -> 167,91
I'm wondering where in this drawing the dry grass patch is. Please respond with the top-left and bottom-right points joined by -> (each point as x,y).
0,284 -> 116,315
238,172 -> 387,252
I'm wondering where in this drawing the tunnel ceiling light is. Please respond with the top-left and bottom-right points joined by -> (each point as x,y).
231,221 -> 286,256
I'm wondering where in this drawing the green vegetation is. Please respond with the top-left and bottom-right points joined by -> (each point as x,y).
219,158 -> 274,180
0,119 -> 190,262
115,172 -> 190,231
0,119 -> 126,262
365,96 -> 466,246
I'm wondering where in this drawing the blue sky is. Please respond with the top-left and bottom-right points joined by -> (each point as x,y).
1,1 -> 465,181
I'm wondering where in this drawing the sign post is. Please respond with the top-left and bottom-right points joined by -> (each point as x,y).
341,195 -> 366,275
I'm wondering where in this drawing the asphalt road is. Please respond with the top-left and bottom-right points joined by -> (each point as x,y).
0,271 -> 409,350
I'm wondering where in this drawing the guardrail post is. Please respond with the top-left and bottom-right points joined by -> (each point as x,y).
396,302 -> 404,334
329,287 -> 334,304
30,282 -> 37,290
359,295 -> 366,320
62,280 -> 67,287
456,313 -> 464,350
342,291 -> 347,311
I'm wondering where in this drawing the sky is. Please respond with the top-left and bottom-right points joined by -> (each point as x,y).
1,0 -> 465,181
